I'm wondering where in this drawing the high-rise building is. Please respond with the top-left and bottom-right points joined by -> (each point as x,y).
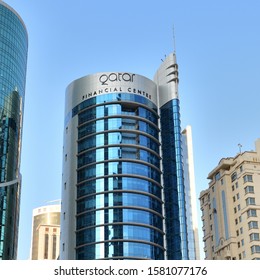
199,139 -> 260,260
30,204 -> 61,260
0,2 -> 28,260
61,53 -> 198,260
182,126 -> 200,260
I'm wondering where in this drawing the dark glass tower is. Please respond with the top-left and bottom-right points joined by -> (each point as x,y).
61,54 -> 196,260
154,54 -> 189,259
0,2 -> 28,260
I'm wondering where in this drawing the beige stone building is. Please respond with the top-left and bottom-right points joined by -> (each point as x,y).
30,204 -> 60,260
200,139 -> 260,260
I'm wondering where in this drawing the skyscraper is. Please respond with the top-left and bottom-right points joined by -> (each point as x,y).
200,139 -> 260,260
30,204 -> 61,260
0,2 -> 28,260
61,53 -> 198,259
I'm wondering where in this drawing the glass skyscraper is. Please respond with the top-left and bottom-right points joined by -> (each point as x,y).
61,53 -> 198,259
0,2 -> 28,259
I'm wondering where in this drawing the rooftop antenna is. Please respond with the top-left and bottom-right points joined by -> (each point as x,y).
238,143 -> 242,154
173,24 -> 176,54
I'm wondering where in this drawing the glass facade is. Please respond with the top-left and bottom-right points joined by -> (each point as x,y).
75,93 -> 164,259
0,3 -> 28,259
62,56 -> 196,260
160,99 -> 188,259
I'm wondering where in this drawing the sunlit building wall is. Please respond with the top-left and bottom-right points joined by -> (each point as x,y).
30,204 -> 61,260
182,126 -> 200,259
200,139 -> 260,260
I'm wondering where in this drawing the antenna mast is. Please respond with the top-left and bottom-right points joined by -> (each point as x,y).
173,25 -> 176,54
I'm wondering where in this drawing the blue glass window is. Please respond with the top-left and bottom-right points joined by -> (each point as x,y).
77,177 -> 162,198
76,241 -> 164,260
77,192 -> 162,214
74,92 -> 163,260
77,208 -> 163,230
160,99 -> 188,260
76,225 -> 163,247
77,161 -> 160,183
78,132 -> 159,154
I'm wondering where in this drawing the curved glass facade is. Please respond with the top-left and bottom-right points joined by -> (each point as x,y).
75,93 -> 164,259
62,58 -> 198,260
0,3 -> 28,260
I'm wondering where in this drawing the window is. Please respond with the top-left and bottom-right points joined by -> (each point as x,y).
245,185 -> 254,194
247,209 -> 257,218
246,197 -> 256,206
248,221 -> 258,230
234,207 -> 237,214
240,227 -> 243,234
251,245 -> 260,254
231,172 -> 237,182
237,242 -> 240,248
241,239 -> 244,246
221,179 -> 224,185
235,218 -> 238,225
44,234 -> 49,259
239,216 -> 242,223
237,204 -> 241,211
236,230 -> 239,236
235,182 -> 239,189
233,196 -> 236,202
236,193 -> 240,200
250,233 -> 260,241
215,172 -> 220,180
240,165 -> 243,172
243,174 -> 253,183
232,185 -> 235,191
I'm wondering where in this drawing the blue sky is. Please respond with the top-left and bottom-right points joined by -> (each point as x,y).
4,0 -> 260,259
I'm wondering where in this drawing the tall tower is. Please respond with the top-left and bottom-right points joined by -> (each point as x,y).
0,2 -> 28,260
61,53 -> 194,259
154,53 -> 189,259
61,73 -> 164,260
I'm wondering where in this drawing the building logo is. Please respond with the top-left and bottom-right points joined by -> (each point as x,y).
99,73 -> 135,85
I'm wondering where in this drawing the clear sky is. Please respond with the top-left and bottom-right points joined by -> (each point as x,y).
3,0 -> 260,260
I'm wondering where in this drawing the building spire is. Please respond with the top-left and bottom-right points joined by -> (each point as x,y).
173,24 -> 176,54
